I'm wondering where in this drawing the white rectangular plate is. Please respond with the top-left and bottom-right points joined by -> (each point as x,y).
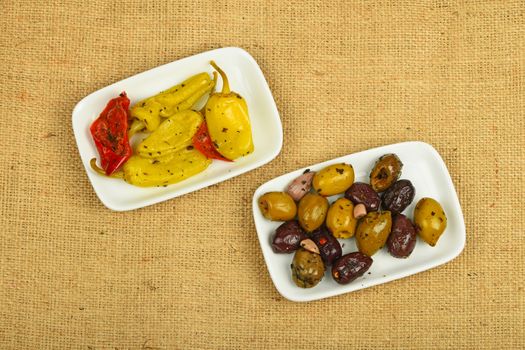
252,141 -> 465,302
73,47 -> 282,211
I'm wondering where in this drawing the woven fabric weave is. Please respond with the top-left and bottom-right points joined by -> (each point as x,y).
0,1 -> 523,348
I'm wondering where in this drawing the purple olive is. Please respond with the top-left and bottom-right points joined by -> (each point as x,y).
387,214 -> 417,258
381,179 -> 415,214
332,252 -> 373,284
344,182 -> 380,212
271,220 -> 307,253
311,226 -> 342,265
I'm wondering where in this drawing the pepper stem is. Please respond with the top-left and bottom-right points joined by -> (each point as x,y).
200,72 -> 219,115
210,71 -> 218,94
90,158 -> 124,179
210,61 -> 229,94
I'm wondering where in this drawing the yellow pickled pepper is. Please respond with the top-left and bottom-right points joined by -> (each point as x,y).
130,72 -> 216,133
123,147 -> 211,187
136,110 -> 203,158
204,61 -> 254,160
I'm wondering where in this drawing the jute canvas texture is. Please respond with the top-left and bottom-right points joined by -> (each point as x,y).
0,1 -> 523,349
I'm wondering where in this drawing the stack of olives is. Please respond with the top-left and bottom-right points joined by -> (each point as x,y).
258,154 -> 448,289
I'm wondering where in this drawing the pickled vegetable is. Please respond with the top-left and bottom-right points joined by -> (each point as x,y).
414,197 -> 447,246
291,248 -> 325,288
123,147 -> 211,187
136,110 -> 203,159
299,239 -> 320,255
370,153 -> 403,192
258,192 -> 297,221
345,182 -> 380,212
381,179 -> 415,214
272,221 -> 307,253
311,226 -> 342,265
286,171 -> 315,202
297,193 -> 329,232
355,211 -> 392,256
205,61 -> 254,160
326,198 -> 357,239
353,203 -> 367,219
332,252 -> 373,284
130,72 -> 216,132
90,92 -> 132,176
387,214 -> 417,258
312,163 -> 354,196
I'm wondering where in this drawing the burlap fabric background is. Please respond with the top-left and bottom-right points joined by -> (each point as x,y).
1,1 -> 523,349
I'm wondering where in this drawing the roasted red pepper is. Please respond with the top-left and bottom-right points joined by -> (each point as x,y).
192,121 -> 232,162
90,92 -> 133,175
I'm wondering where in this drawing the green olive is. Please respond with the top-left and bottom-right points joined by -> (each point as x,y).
414,197 -> 447,246
297,193 -> 329,232
326,198 -> 357,239
258,192 -> 297,221
291,248 -> 325,288
355,211 -> 392,256
370,154 -> 403,192
312,163 -> 354,196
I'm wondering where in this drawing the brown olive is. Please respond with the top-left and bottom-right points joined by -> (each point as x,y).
311,226 -> 342,266
332,252 -> 373,284
344,182 -> 380,212
297,193 -> 329,232
258,192 -> 297,221
387,214 -> 417,258
381,179 -> 415,214
271,220 -> 307,253
291,248 -> 325,288
370,153 -> 403,192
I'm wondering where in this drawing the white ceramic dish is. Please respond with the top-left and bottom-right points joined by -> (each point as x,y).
72,47 -> 282,211
252,141 -> 465,302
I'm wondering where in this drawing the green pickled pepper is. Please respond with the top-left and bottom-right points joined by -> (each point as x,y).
130,72 -> 216,133
204,61 -> 254,160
